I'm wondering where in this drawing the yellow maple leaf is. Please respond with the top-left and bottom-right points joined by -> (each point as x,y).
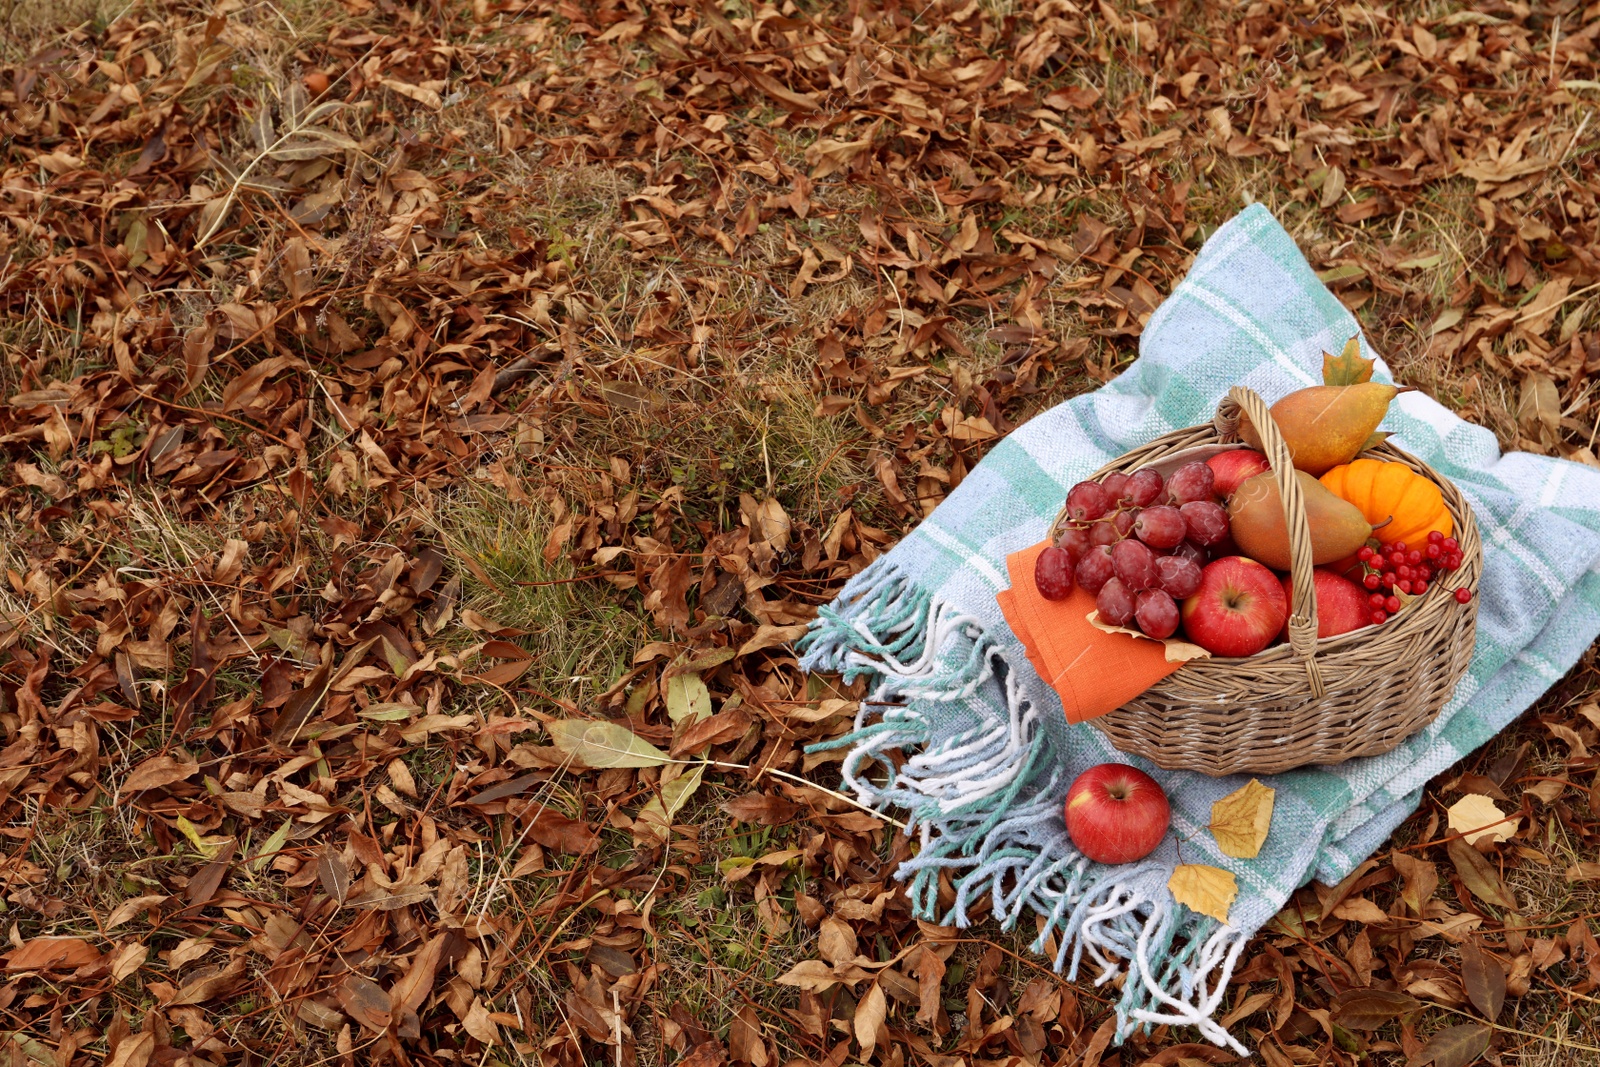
1208,778 -> 1276,859
1447,793 -> 1517,846
1169,864 -> 1237,924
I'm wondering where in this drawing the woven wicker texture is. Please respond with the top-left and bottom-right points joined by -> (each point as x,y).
1051,386 -> 1481,777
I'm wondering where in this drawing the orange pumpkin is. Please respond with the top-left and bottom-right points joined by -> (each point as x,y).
1319,459 -> 1452,547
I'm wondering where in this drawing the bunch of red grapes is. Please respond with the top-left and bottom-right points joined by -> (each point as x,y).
1354,530 -> 1469,624
1034,462 -> 1231,639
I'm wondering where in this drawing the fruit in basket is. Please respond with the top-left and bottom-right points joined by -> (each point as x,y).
1133,505 -> 1186,549
1111,538 -> 1158,591
1179,500 -> 1229,545
1102,471 -> 1131,505
1352,531 -> 1464,607
1227,470 -> 1372,571
1096,578 -> 1136,626
1207,449 -> 1271,498
1431,531 -> 1465,573
1153,554 -> 1202,599
1180,557 -> 1290,657
1168,541 -> 1207,568
1319,458 -> 1452,547
1054,464 -> 1246,614
1066,481 -> 1111,522
1237,383 -> 1404,476
1058,526 -> 1091,560
1135,590 -> 1180,639
1076,545 -> 1115,593
1236,337 -> 1406,476
1065,763 -> 1170,865
1166,461 -> 1216,504
1278,568 -> 1371,640
1127,468 -> 1165,507
1034,546 -> 1075,601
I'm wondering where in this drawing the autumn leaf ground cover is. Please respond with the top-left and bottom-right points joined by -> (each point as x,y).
2,0 -> 1600,1063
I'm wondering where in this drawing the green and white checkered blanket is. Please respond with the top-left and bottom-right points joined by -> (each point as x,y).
799,205 -> 1600,1051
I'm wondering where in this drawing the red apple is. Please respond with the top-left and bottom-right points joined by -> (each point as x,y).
1065,763 -> 1171,864
1180,556 -> 1288,657
1207,449 -> 1272,499
1279,568 -> 1371,640
1322,552 -> 1365,583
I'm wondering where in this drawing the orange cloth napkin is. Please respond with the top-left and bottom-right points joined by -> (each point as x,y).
996,541 -> 1184,724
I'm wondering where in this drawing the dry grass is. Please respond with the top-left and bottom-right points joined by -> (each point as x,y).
1,0 -> 127,61
430,475 -> 650,707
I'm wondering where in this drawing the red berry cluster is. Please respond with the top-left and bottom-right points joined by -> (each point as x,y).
1353,530 -> 1467,625
1034,462 -> 1233,640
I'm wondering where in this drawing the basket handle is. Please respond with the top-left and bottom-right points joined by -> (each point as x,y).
1217,386 -> 1325,698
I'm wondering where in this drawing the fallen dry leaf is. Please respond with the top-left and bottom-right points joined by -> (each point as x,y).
104,1032 -> 155,1067
728,1004 -> 768,1066
632,762 -> 705,847
1330,896 -> 1389,924
5,937 -> 102,973
1447,794 -> 1517,846
1409,1022 -> 1491,1067
104,894 -> 169,930
774,959 -> 842,993
462,997 -> 500,1045
1446,836 -> 1519,911
818,916 -> 857,966
1168,865 -> 1238,924
665,670 -> 712,724
721,792 -> 801,826
1330,988 -> 1421,1031
1460,940 -> 1506,1023
854,980 -> 887,1054
109,942 -> 148,983
1208,778 -> 1276,858
547,720 -> 672,768
1567,861 -> 1600,882
122,754 -> 200,792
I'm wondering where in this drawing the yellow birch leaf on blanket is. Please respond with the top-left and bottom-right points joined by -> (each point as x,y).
1447,793 -> 1517,846
1169,864 -> 1238,924
1208,779 -> 1276,858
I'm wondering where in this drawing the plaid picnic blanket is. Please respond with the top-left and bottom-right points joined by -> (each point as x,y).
798,204 -> 1600,1051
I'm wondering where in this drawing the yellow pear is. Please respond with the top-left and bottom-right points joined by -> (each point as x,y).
1238,382 -> 1402,475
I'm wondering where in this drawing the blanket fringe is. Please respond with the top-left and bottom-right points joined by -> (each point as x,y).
800,561 -> 1249,1054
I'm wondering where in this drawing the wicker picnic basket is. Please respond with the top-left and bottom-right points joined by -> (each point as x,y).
1051,386 -> 1481,777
